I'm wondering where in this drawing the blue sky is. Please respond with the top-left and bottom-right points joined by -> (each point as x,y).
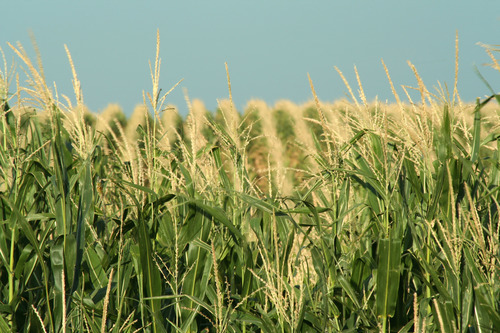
3,1 -> 500,116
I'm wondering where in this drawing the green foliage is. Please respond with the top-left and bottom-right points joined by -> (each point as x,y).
1,40 -> 500,332
273,109 -> 295,143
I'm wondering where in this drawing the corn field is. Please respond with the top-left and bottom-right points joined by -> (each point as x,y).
0,35 -> 500,332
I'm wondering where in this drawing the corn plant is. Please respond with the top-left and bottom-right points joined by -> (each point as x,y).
0,34 -> 499,333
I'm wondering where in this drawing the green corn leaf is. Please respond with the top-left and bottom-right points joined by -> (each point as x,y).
118,178 -> 158,197
212,146 -> 232,191
136,205 -> 165,332
338,275 -> 362,310
50,239 -> 64,333
6,200 -> 54,331
461,269 -> 474,330
471,99 -> 483,164
85,246 -> 107,288
13,244 -> 33,279
67,159 -> 94,313
351,254 -> 372,293
0,315 -> 10,332
0,221 -> 9,270
376,238 -> 401,320
188,199 -> 242,241
432,299 -> 456,333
